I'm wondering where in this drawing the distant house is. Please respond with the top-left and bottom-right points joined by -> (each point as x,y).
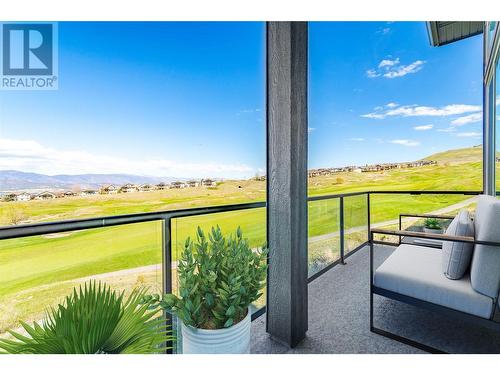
80,189 -> 98,196
101,185 -> 119,194
64,191 -> 77,197
35,191 -> 56,200
170,181 -> 187,189
186,180 -> 200,188
138,184 -> 154,192
119,184 -> 138,193
201,179 -> 217,187
15,192 -> 32,201
156,182 -> 169,190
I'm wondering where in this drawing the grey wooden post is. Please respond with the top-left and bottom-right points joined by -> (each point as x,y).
266,21 -> 308,348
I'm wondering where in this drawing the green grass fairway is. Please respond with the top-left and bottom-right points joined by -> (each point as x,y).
0,146 -> 485,333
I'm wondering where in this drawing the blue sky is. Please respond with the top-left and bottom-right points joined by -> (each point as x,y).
309,22 -> 482,168
0,22 -> 483,178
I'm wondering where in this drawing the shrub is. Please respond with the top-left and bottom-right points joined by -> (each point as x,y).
0,281 -> 170,354
145,226 -> 268,330
423,218 -> 442,230
308,252 -> 332,275
6,207 -> 28,225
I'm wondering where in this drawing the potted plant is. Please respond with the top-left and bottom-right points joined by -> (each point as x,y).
0,281 -> 170,354
145,226 -> 268,354
423,218 -> 443,234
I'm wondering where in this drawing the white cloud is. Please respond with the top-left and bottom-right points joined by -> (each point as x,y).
362,103 -> 481,119
361,113 -> 385,119
367,58 -> 425,79
0,138 -> 256,179
451,112 -> 482,126
378,58 -> 399,68
383,60 -> 425,78
377,27 -> 392,35
386,102 -> 398,108
349,137 -> 365,141
366,69 -> 380,78
456,132 -> 481,138
308,127 -> 316,133
413,124 -> 433,131
390,139 -> 420,147
238,108 -> 261,115
436,127 -> 457,133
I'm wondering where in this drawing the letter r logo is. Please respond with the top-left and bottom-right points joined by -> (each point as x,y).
2,24 -> 53,75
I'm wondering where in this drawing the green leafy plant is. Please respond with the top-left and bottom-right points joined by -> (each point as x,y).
423,218 -> 442,230
0,281 -> 170,354
145,226 -> 268,330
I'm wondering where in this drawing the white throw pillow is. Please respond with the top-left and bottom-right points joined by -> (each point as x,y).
441,210 -> 475,280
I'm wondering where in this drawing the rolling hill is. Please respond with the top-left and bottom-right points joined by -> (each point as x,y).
422,145 -> 482,164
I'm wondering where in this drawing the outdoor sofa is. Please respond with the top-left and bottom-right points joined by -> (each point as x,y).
369,195 -> 500,353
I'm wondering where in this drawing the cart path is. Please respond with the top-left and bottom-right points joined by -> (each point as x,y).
72,262 -> 176,283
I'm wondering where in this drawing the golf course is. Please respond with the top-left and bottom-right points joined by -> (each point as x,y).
0,146 -> 486,334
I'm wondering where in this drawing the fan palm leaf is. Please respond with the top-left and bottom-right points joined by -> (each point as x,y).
0,281 -> 171,354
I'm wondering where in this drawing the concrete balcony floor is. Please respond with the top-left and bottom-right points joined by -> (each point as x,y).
251,244 -> 500,354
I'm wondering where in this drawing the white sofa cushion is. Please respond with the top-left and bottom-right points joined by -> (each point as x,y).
374,244 -> 494,319
470,195 -> 500,298
441,210 -> 474,280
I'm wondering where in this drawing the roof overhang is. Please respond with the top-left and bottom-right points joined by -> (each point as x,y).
426,21 -> 484,47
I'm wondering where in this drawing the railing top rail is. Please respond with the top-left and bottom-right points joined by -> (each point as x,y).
308,190 -> 483,201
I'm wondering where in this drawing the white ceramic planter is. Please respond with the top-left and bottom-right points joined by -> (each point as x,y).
181,309 -> 251,354
423,227 -> 443,234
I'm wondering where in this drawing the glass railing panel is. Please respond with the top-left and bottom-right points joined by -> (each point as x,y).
170,207 -> 266,354
343,194 -> 368,255
370,193 -> 476,243
308,197 -> 340,277
171,207 -> 267,310
0,221 -> 163,339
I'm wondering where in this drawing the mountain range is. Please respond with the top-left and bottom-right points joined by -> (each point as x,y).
0,170 -> 181,191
